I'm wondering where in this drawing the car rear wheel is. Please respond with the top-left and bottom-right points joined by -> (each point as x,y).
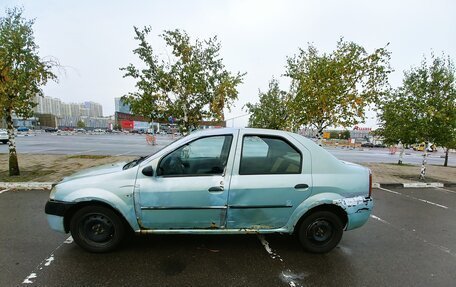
70,205 -> 125,253
298,211 -> 343,253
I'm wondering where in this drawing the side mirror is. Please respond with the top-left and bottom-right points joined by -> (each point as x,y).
142,166 -> 154,177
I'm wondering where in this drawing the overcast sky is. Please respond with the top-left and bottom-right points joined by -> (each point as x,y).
3,0 -> 455,128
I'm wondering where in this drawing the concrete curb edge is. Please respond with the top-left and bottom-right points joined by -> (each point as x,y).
0,182 -> 54,190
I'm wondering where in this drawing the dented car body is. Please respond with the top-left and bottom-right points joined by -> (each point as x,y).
45,128 -> 373,253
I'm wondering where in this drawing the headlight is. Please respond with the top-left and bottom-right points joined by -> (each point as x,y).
49,184 -> 57,199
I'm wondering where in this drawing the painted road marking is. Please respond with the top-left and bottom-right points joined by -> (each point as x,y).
257,235 -> 306,287
115,151 -> 134,156
370,215 -> 456,259
22,148 -> 57,154
0,189 -> 9,195
73,149 -> 97,154
434,187 -> 456,194
21,236 -> 73,285
378,187 -> 448,209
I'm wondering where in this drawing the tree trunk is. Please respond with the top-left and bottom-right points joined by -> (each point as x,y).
6,108 -> 20,176
398,142 -> 405,165
179,105 -> 189,135
444,147 -> 449,167
419,142 -> 428,180
316,126 -> 324,146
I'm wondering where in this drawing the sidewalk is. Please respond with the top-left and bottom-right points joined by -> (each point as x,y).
364,162 -> 456,185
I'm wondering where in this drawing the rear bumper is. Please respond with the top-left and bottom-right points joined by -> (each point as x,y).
45,200 -> 74,233
333,196 -> 374,230
345,197 -> 374,230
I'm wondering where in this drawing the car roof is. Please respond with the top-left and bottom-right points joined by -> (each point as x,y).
190,127 -> 293,136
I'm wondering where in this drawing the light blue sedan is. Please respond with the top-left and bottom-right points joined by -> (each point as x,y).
45,128 -> 373,253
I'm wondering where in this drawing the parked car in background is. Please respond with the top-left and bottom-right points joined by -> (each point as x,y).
0,129 -> 8,144
361,142 -> 374,148
413,143 -> 437,152
45,128 -> 373,254
17,126 -> 29,132
44,128 -> 58,133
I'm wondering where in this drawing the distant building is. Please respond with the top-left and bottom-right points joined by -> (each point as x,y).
31,96 -> 108,129
34,96 -> 104,118
84,101 -> 103,117
114,97 -> 131,114
349,126 -> 372,143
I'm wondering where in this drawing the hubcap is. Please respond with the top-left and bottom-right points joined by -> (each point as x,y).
81,214 -> 114,243
306,219 -> 333,243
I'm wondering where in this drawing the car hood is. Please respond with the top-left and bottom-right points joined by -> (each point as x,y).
60,161 -> 127,183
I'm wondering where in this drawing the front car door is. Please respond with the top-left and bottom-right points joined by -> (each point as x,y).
136,133 -> 237,229
227,131 -> 312,229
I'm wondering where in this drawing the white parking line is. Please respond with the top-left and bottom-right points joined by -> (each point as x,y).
0,189 -> 9,195
370,215 -> 456,259
22,148 -> 56,154
21,236 -> 73,285
115,151 -> 134,156
257,235 -> 306,287
378,187 -> 448,209
73,149 -> 97,154
434,187 -> 456,194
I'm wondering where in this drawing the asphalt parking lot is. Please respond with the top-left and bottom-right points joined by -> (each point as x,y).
1,132 -> 453,166
1,186 -> 455,287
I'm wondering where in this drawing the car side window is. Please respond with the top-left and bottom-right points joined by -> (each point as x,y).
157,135 -> 233,177
240,135 -> 302,175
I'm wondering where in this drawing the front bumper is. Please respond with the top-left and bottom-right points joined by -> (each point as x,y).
45,200 -> 75,233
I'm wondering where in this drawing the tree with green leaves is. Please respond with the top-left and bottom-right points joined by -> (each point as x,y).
285,39 -> 392,145
329,130 -> 350,139
120,27 -> 245,133
378,53 -> 456,176
0,7 -> 57,176
76,120 -> 85,128
245,78 -> 297,131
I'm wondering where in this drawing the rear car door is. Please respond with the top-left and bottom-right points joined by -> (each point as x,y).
227,131 -> 312,229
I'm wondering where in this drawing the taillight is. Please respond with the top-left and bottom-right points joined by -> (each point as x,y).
368,170 -> 373,197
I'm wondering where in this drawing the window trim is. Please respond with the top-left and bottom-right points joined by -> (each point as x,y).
156,134 -> 234,178
239,134 -> 303,175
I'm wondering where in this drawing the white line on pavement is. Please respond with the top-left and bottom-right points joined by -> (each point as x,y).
115,151 -> 134,156
0,189 -> 9,194
257,235 -> 305,287
73,149 -> 97,154
434,187 -> 456,194
370,215 -> 456,259
22,148 -> 56,154
21,236 -> 73,285
378,187 -> 448,209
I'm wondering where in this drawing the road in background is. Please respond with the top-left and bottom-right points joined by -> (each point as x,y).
0,133 -> 454,166
1,186 -> 456,286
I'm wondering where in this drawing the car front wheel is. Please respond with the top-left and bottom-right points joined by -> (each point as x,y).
298,211 -> 343,253
70,205 -> 125,253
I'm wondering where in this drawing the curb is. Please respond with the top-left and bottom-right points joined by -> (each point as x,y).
0,182 -> 54,191
373,182 -> 456,188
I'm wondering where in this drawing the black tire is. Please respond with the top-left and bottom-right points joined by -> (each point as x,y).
70,205 -> 126,253
1,140 -> 7,144
298,210 -> 343,253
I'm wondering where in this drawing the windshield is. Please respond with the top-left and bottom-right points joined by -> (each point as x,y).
122,134 -> 189,170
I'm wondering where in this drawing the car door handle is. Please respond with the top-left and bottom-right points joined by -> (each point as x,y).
294,184 -> 309,189
208,186 -> 224,192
